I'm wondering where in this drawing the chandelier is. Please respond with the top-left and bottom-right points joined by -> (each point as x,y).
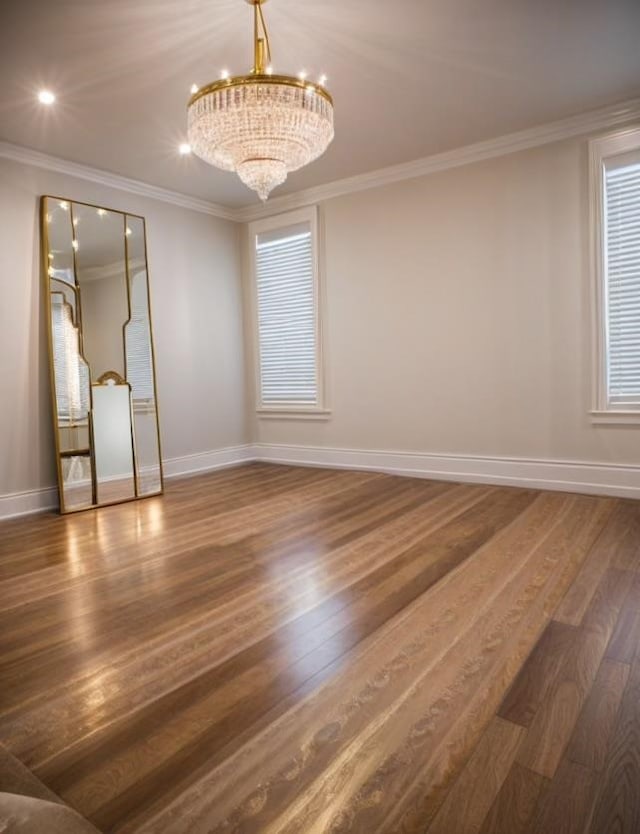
187,0 -> 334,201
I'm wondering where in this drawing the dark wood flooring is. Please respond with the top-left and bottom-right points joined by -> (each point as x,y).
0,463 -> 639,833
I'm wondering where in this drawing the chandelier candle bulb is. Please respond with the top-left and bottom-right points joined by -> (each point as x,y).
186,0 -> 334,201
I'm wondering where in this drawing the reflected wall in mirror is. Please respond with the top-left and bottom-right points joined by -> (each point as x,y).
42,197 -> 163,513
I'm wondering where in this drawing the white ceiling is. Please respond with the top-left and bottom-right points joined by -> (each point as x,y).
1,0 -> 640,209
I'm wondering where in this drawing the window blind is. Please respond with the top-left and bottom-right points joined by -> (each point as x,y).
51,294 -> 89,423
605,159 -> 640,405
125,272 -> 155,402
255,226 -> 317,405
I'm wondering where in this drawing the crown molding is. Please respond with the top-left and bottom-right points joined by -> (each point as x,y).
2,96 -> 640,225
0,141 -> 237,221
234,96 -> 640,222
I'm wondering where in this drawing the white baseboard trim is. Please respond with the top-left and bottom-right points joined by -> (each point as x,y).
3,442 -> 637,520
0,486 -> 60,520
0,444 -> 255,520
161,444 -> 255,479
253,443 -> 640,500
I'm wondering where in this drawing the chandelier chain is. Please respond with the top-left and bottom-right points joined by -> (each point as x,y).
254,1 -> 272,72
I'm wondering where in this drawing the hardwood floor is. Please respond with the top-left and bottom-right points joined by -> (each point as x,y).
0,463 -> 639,833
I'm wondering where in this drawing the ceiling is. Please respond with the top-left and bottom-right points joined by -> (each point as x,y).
2,0 -> 640,209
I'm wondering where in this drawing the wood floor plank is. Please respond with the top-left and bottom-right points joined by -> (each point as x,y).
605,572 -> 640,665
565,658 -> 629,771
611,501 -> 640,572
554,502 -> 634,626
516,567 -> 631,778
0,465 -> 630,834
526,758 -> 599,834
427,717 -> 525,834
587,658 -> 640,834
497,620 -> 576,727
477,763 -> 548,834
606,606 -> 640,664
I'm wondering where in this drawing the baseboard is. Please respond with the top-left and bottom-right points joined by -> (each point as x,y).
0,486 -> 60,520
0,444 -> 255,520
253,443 -> 640,500
161,444 -> 255,478
3,442 -> 636,520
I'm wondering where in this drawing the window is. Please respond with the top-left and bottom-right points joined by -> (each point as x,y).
590,128 -> 640,423
249,207 -> 328,416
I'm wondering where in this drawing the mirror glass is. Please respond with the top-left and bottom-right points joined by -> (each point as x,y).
43,197 -> 163,512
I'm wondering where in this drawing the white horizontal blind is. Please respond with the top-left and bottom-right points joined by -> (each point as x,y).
51,293 -> 90,423
605,158 -> 640,406
255,225 -> 317,405
125,271 -> 155,401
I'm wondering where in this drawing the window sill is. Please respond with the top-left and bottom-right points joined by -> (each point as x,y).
257,408 -> 332,421
590,410 -> 640,426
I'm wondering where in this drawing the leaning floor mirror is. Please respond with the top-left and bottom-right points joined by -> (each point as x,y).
41,196 -> 163,513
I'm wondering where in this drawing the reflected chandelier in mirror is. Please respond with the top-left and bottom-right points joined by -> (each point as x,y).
41,196 -> 164,513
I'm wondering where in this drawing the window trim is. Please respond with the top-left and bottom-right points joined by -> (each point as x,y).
589,126 -> 640,425
248,206 -> 330,418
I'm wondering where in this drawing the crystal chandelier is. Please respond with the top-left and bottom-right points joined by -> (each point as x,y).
187,0 -> 334,201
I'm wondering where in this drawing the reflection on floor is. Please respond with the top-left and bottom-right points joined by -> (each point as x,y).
0,463 -> 639,833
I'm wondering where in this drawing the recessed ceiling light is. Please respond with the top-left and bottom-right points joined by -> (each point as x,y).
38,89 -> 55,105
319,74 -> 327,85
179,143 -> 192,155
190,83 -> 199,94
220,69 -> 229,80
298,70 -> 307,81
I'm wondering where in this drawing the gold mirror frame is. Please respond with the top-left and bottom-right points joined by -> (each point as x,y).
41,196 -> 164,513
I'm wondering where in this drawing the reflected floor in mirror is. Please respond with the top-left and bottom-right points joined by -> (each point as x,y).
1,464 -> 640,833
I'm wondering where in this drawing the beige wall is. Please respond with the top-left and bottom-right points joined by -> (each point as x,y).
0,157 -> 247,499
3,132 -> 637,504
250,137 -> 640,465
